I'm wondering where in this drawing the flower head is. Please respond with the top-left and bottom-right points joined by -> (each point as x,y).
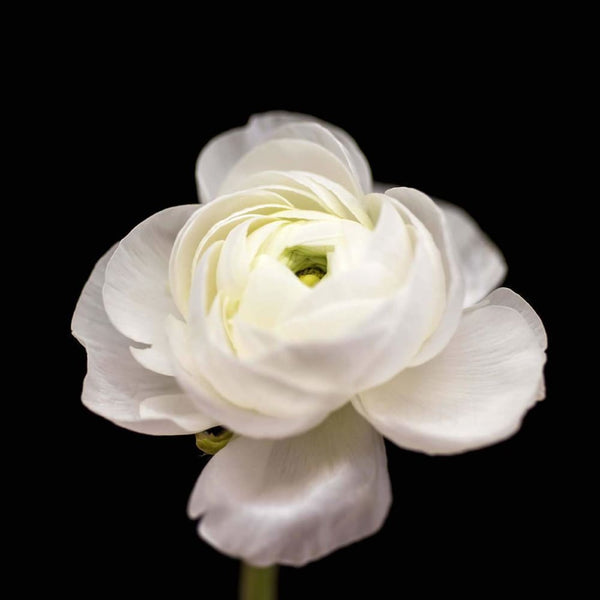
72,112 -> 546,566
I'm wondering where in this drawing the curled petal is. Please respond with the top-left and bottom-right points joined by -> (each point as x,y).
482,287 -> 547,349
384,188 -> 465,365
482,287 -> 547,401
102,205 -> 199,375
188,405 -> 391,567
237,171 -> 363,220
374,184 -> 506,309
437,200 -> 507,307
169,190 -> 292,317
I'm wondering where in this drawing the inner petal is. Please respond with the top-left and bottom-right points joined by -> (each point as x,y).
235,255 -> 312,332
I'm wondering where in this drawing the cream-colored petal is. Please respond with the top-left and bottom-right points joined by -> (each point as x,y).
375,186 -> 507,308
384,188 -> 465,366
169,190 -> 291,316
219,138 -> 361,198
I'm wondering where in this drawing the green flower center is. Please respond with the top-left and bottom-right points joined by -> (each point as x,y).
295,266 -> 326,287
280,245 -> 330,287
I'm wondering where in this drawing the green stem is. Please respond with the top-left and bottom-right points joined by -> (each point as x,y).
239,562 -> 278,600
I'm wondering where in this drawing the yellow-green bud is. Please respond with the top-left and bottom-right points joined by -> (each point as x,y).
195,428 -> 233,455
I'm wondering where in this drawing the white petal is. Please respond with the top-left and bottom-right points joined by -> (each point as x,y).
191,204 -> 290,275
138,394 -> 216,432
72,245 -> 120,350
303,173 -> 372,227
129,344 -> 174,376
361,196 -> 413,279
167,315 -> 332,439
219,138 -> 361,198
269,208 -> 341,222
234,255 -> 312,337
227,254 -> 442,400
437,200 -> 507,307
102,205 -> 198,375
196,111 -> 371,202
72,247 -> 216,435
169,190 -> 291,317
215,220 -> 253,301
385,188 -> 465,365
185,252 -> 348,420
355,300 -> 546,455
238,171 -> 357,218
483,288 -> 547,401
268,122 -> 371,194
251,114 -> 372,192
482,287 -> 547,349
374,186 -> 506,309
224,195 -> 447,398
189,405 -> 391,567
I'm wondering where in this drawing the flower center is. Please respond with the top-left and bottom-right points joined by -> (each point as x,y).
280,244 -> 329,287
295,266 -> 326,287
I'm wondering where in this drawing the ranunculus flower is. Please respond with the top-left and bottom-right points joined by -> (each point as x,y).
72,112 -> 547,567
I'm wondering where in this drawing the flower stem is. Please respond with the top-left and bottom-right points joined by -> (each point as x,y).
239,562 -> 278,600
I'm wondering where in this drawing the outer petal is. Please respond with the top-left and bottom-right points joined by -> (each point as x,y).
384,188 -> 465,365
219,138 -> 361,198
483,287 -> 547,400
103,205 -> 198,375
196,111 -> 371,202
72,247 -> 216,435
437,200 -> 507,307
355,291 -> 546,455
188,405 -> 391,567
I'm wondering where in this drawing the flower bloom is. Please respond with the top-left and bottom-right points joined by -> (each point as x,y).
72,112 -> 547,567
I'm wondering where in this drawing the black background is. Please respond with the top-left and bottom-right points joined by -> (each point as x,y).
51,35 -> 574,597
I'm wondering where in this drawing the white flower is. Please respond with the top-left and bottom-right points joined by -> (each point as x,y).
72,112 -> 547,567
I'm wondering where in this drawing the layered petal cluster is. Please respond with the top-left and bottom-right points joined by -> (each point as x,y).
72,112 -> 546,567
